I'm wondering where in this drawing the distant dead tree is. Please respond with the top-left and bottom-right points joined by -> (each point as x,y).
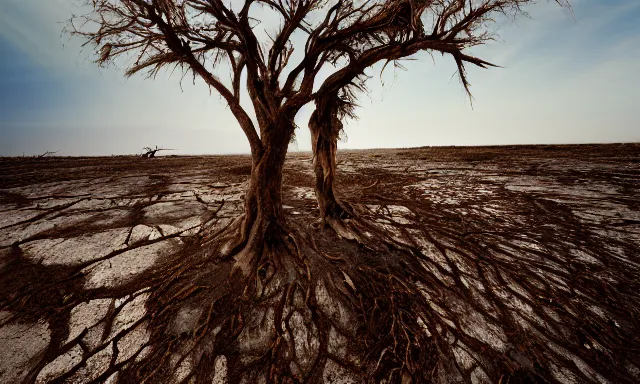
141,145 -> 175,158
36,150 -> 59,158
68,0 -> 570,381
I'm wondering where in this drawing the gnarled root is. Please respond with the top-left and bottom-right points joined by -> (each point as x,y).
101,213 -> 442,384
320,201 -> 417,255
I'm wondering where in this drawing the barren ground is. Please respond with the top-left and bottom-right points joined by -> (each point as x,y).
0,144 -> 639,384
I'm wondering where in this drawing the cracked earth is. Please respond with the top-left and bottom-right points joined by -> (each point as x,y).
0,144 -> 638,383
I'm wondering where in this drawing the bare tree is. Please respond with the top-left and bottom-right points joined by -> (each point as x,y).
141,145 -> 175,158
36,150 -> 59,158
66,0 -> 572,381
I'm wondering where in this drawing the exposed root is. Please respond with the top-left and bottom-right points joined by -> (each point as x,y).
321,201 -> 415,255
0,211 -> 445,383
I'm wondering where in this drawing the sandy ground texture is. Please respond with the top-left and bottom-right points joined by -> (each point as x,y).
0,144 -> 639,384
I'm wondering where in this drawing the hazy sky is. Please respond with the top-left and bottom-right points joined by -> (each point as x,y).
0,0 -> 639,156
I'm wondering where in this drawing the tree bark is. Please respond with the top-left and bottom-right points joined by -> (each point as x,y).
309,96 -> 351,223
226,116 -> 295,272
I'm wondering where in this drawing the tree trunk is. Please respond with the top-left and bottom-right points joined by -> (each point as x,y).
227,117 -> 294,273
309,98 -> 351,223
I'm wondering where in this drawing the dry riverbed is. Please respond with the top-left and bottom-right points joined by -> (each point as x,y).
0,144 -> 639,383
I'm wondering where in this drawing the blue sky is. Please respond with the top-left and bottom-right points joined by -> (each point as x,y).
0,0 -> 639,156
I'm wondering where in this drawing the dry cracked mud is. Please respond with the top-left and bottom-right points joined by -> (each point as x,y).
0,144 -> 639,383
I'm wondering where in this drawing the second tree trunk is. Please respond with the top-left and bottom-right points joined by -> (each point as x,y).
309,96 -> 350,222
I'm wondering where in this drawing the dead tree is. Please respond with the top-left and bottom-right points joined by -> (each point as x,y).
141,145 -> 175,158
67,0 -> 571,382
36,150 -> 58,159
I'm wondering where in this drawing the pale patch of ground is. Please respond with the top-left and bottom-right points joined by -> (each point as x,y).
22,229 -> 129,266
323,359 -> 360,384
236,305 -> 276,364
108,292 -> 150,340
288,186 -> 316,200
290,311 -> 320,374
115,321 -> 150,364
66,298 -> 112,343
0,320 -> 50,383
82,241 -> 177,290
66,343 -> 113,383
315,280 -> 354,333
172,305 -> 204,335
35,345 -> 84,383
211,355 -> 228,384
